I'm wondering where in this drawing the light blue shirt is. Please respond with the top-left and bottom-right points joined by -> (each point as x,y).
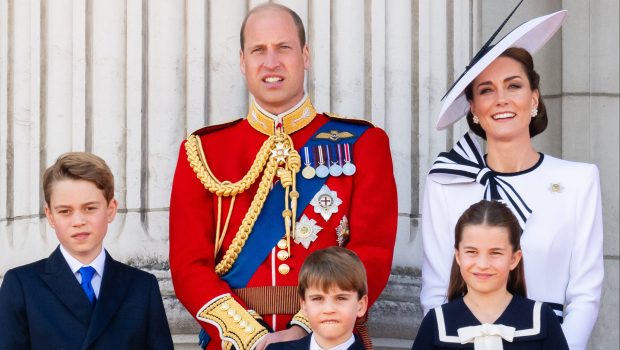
59,245 -> 106,298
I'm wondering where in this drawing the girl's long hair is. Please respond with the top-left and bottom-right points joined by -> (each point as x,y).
447,200 -> 527,301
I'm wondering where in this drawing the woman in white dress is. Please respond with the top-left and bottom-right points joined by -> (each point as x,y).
419,8 -> 603,350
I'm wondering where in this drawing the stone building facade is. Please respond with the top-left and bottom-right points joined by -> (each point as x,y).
1,1 -> 618,348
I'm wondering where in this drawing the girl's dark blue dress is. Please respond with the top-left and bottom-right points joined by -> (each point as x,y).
412,295 -> 568,349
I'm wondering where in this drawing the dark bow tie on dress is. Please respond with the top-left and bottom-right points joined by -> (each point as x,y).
428,132 -> 532,230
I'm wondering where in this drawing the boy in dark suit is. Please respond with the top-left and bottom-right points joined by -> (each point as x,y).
267,247 -> 368,350
0,152 -> 174,350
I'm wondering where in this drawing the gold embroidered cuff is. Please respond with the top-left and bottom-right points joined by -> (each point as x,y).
196,294 -> 268,350
290,310 -> 312,333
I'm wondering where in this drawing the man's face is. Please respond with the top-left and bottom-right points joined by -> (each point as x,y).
240,8 -> 310,115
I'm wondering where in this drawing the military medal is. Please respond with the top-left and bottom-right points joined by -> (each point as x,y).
310,185 -> 343,221
315,145 -> 329,178
294,215 -> 323,248
301,147 -> 315,179
342,143 -> 356,176
336,215 -> 350,246
329,144 -> 343,177
271,142 -> 290,164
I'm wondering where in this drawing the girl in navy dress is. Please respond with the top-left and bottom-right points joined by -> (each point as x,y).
413,200 -> 568,349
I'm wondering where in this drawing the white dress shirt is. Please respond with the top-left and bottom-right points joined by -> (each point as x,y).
59,245 -> 106,298
309,334 -> 355,350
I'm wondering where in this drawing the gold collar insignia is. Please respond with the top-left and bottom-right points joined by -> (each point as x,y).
246,96 -> 317,135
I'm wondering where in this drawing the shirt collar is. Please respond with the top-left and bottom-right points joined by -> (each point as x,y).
246,93 -> 317,135
310,333 -> 355,350
59,244 -> 106,277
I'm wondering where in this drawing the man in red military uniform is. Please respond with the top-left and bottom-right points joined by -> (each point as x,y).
169,4 -> 397,349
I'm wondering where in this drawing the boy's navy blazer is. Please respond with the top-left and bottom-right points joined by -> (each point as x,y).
0,246 -> 174,350
266,334 -> 365,350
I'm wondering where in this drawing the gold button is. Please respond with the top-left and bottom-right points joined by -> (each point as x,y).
277,250 -> 289,261
278,264 -> 290,275
277,239 -> 288,249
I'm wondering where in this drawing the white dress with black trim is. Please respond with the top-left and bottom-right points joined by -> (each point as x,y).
420,133 -> 604,350
412,296 -> 568,349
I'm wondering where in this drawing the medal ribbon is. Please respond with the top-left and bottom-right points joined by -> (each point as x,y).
344,143 -> 352,163
337,144 -> 343,166
317,145 -> 325,165
303,147 -> 311,166
325,145 -> 331,165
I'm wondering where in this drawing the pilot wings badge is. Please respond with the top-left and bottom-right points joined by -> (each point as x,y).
314,130 -> 355,142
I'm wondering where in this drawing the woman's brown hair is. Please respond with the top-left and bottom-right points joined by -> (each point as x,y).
465,47 -> 548,139
446,200 -> 526,301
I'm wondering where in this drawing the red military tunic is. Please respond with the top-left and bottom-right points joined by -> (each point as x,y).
169,96 -> 397,349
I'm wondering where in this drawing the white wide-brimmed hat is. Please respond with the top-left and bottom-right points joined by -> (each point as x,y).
436,8 -> 567,130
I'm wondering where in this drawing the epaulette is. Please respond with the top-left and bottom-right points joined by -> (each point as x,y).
324,112 -> 375,127
191,118 -> 244,136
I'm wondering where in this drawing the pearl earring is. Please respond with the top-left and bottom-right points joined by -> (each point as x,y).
472,115 -> 480,124
530,108 -> 538,118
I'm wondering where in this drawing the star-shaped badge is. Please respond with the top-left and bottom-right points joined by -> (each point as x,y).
271,142 -> 290,164
310,185 -> 343,221
294,215 -> 322,249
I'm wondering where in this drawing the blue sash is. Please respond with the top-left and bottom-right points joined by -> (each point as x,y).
221,119 -> 370,288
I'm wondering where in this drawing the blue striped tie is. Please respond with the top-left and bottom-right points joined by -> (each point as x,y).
79,266 -> 97,305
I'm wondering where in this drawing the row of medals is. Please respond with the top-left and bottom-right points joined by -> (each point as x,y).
277,144 -> 355,274
300,144 -> 356,180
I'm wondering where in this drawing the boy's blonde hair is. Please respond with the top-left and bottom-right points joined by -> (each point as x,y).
43,152 -> 115,205
298,246 -> 368,299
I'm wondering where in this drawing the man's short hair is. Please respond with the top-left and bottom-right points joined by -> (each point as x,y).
43,152 -> 115,205
298,246 -> 368,300
239,3 -> 306,50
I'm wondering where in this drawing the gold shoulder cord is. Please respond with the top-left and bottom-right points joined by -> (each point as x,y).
185,132 -> 300,276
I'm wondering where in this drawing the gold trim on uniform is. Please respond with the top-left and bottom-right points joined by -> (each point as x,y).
277,239 -> 288,250
196,294 -> 268,350
247,96 -> 317,135
290,311 -> 312,333
278,263 -> 291,275
277,249 -> 289,261
185,130 -> 301,276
